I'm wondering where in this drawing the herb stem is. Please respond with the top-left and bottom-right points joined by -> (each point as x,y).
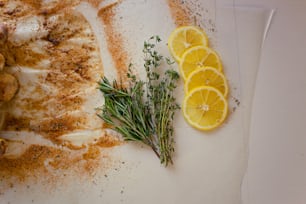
98,36 -> 179,166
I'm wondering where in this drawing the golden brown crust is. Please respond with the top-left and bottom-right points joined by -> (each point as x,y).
0,72 -> 19,102
0,1 -> 121,189
0,23 -> 8,44
0,53 -> 4,71
0,138 -> 7,156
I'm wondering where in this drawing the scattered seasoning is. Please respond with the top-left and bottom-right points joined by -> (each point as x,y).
0,0 -> 120,192
230,96 -> 241,113
85,0 -> 103,8
98,2 -> 129,83
166,0 -> 192,26
95,134 -> 123,148
0,144 -> 113,191
0,2 -> 103,139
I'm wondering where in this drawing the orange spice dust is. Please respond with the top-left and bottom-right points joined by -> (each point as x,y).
0,144 -> 114,191
98,1 -> 129,83
166,0 -> 193,27
85,0 -> 103,8
0,0 -> 122,192
0,0 -> 101,140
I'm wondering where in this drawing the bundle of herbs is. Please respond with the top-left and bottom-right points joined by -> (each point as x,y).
98,36 -> 180,166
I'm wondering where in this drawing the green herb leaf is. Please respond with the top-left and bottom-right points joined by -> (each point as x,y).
98,36 -> 180,166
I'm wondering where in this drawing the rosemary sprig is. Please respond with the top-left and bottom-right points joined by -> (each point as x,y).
98,36 -> 179,166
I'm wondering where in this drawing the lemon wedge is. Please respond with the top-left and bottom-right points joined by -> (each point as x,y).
182,86 -> 228,131
168,26 -> 208,62
185,67 -> 228,97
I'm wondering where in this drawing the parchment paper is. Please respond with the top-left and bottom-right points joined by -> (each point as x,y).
0,1 -> 274,203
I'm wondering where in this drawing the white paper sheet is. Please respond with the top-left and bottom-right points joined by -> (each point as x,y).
215,4 -> 275,204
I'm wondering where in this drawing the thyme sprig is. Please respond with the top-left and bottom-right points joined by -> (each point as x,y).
98,36 -> 179,166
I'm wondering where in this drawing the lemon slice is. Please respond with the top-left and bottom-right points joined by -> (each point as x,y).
168,26 -> 208,62
185,67 -> 229,97
182,86 -> 228,131
179,46 -> 222,80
